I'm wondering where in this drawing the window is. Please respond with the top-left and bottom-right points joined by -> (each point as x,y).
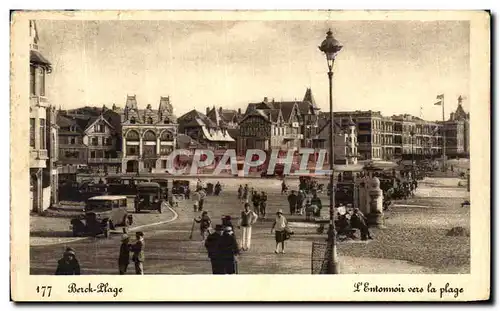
130,117 -> 136,124
94,124 -> 105,133
126,130 -> 140,141
90,151 -> 96,158
91,137 -> 99,146
70,125 -> 77,132
30,66 -> 36,95
29,118 -> 35,147
39,119 -> 46,149
38,68 -> 45,96
147,117 -> 153,124
105,137 -> 113,146
126,146 -> 138,156
160,146 -> 173,155
70,137 -> 76,144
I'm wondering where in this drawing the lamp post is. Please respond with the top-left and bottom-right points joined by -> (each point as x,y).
319,29 -> 343,274
410,129 -> 415,178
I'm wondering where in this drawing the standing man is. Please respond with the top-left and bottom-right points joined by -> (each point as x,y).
118,234 -> 131,275
242,184 -> 249,203
192,190 -> 201,212
194,211 -> 212,241
259,191 -> 268,219
297,190 -> 306,216
55,247 -> 81,275
287,190 -> 298,215
237,185 -> 243,200
238,203 -> 258,251
218,226 -> 240,274
251,190 -> 261,216
198,188 -> 207,211
205,224 -> 224,274
131,231 -> 145,275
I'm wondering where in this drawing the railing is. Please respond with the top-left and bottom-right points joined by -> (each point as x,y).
87,158 -> 122,163
31,149 -> 48,159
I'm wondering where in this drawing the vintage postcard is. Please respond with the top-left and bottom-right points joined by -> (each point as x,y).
10,10 -> 490,301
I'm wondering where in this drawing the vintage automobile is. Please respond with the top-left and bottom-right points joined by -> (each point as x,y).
70,195 -> 133,237
172,180 -> 190,196
134,182 -> 166,213
151,178 -> 169,200
78,183 -> 108,202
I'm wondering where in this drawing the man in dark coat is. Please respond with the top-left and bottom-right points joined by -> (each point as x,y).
205,225 -> 224,274
118,234 -> 131,275
131,231 -> 145,275
350,208 -> 373,241
287,190 -> 298,215
218,226 -> 240,274
55,247 -> 81,275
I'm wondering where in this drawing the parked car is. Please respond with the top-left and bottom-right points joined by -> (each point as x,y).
134,182 -> 166,213
70,195 -> 133,238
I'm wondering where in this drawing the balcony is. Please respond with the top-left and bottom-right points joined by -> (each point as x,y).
87,157 -> 122,164
30,149 -> 48,168
284,133 -> 303,140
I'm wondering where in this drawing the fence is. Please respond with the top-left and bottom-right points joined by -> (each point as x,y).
311,241 -> 331,274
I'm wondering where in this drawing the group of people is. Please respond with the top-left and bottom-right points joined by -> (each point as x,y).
54,231 -> 146,275
237,185 -> 268,219
204,224 -> 240,274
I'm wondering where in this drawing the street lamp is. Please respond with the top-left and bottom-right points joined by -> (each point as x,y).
319,29 -> 342,274
410,129 -> 415,178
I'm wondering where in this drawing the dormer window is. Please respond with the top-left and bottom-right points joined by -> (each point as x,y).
147,117 -> 153,124
70,125 -> 77,132
130,117 -> 136,124
164,118 -> 170,124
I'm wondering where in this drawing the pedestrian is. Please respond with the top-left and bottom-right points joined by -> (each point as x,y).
281,180 -> 288,195
55,247 -> 81,275
237,185 -> 243,200
214,181 -> 222,196
194,211 -> 212,241
131,231 -> 145,275
218,226 -> 240,274
297,190 -> 306,215
242,184 -> 249,203
287,190 -> 298,215
238,203 -> 258,251
310,192 -> 323,217
350,208 -> 373,241
271,209 -> 288,254
192,190 -> 201,212
222,215 -> 234,232
198,189 -> 207,211
251,190 -> 260,216
118,234 -> 131,275
205,224 -> 224,274
259,191 -> 268,219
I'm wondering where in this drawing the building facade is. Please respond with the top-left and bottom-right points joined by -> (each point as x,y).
178,109 -> 236,150
443,98 -> 470,157
313,115 -> 358,165
29,20 -> 58,213
84,114 -> 122,174
121,95 -> 178,173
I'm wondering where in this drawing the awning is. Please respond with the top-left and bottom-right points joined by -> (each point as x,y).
30,50 -> 52,70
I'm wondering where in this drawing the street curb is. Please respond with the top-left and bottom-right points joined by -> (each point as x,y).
30,205 -> 179,247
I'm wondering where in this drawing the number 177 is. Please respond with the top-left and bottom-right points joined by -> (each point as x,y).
36,286 -> 52,297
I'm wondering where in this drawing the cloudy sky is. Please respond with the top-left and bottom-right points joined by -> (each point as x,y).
36,19 -> 470,121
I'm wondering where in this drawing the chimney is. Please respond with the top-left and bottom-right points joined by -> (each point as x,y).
219,107 -> 223,114
206,107 -> 210,115
238,108 -> 242,115
112,103 -> 117,111
263,97 -> 268,103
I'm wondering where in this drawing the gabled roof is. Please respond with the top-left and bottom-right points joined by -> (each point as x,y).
84,115 -> 115,134
178,110 -> 217,128
303,88 -> 318,110
30,50 -> 52,70
272,102 -> 297,123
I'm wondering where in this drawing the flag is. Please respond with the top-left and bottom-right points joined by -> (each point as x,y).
434,94 -> 444,105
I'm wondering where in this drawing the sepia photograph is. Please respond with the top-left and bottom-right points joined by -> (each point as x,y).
10,10 -> 490,301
